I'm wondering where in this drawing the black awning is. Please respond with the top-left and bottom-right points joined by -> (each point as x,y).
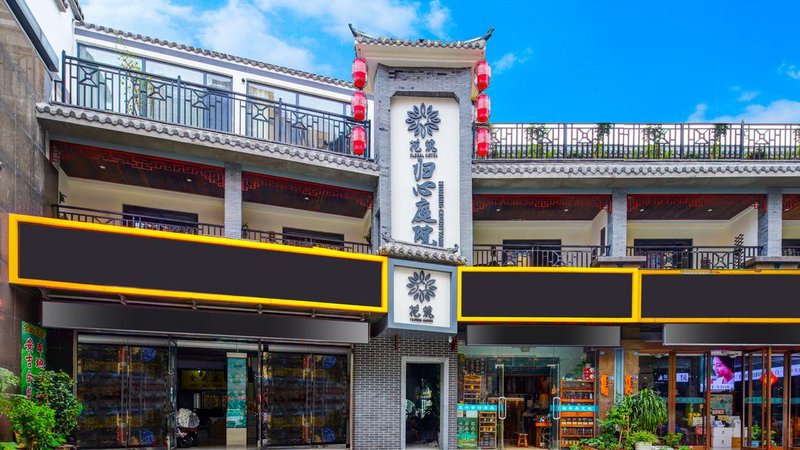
42,301 -> 369,344
466,324 -> 620,347
664,324 -> 800,346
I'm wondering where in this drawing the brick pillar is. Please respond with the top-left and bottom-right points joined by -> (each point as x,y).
224,162 -> 242,239
758,188 -> 782,256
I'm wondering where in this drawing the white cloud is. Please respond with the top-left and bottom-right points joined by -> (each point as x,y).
737,91 -> 760,102
256,0 -> 451,40
492,48 -> 533,75
196,0 -> 322,73
80,0 -> 195,43
779,63 -> 800,80
688,99 -> 800,123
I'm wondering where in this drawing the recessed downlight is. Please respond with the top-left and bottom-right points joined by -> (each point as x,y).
99,165 -> 106,169
186,178 -> 192,182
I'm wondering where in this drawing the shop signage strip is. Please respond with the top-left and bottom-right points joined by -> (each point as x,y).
457,266 -> 640,323
640,270 -> 800,323
456,404 -> 498,412
556,404 -> 597,412
9,214 -> 387,313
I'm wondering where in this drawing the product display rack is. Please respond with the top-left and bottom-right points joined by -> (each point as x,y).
463,374 -> 482,403
478,411 -> 497,449
559,380 -> 595,449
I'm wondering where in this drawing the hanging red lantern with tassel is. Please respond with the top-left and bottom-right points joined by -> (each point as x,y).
351,125 -> 366,156
352,57 -> 367,89
475,93 -> 491,123
475,60 -> 491,91
351,91 -> 367,121
475,127 -> 490,157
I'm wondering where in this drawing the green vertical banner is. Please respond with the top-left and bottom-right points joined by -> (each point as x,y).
20,321 -> 46,397
226,354 -> 247,428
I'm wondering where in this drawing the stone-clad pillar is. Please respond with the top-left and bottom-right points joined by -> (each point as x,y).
224,162 -> 242,239
758,188 -> 782,257
607,189 -> 628,257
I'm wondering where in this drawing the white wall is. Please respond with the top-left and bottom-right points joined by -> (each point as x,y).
474,210 -> 607,246
783,221 -> 800,240
627,207 -> 758,247
60,175 -> 225,225
25,0 -> 76,64
243,202 -> 369,244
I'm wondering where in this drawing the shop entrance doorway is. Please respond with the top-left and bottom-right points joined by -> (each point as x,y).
403,358 -> 449,450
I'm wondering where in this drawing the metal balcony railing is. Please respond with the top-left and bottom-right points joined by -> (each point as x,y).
782,246 -> 800,257
473,244 -> 609,267
53,205 -> 372,255
628,245 -> 760,269
54,55 -> 371,159
53,204 -> 226,236
480,123 -> 800,160
243,228 -> 371,254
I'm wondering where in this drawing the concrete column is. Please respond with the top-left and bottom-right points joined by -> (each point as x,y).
758,188 -> 782,256
608,189 -> 628,257
224,162 -> 242,239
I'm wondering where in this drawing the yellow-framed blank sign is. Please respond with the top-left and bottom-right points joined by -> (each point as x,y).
9,214 -> 387,313
458,266 -> 639,323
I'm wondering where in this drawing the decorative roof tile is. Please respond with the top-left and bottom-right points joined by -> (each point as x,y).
378,234 -> 466,265
37,103 -> 379,173
350,24 -> 492,50
76,22 -> 353,88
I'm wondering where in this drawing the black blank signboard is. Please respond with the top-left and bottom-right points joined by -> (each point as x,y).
460,271 -> 633,319
17,222 -> 383,309
641,273 -> 800,319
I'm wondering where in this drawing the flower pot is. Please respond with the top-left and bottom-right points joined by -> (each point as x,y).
751,441 -> 760,447
635,443 -> 654,450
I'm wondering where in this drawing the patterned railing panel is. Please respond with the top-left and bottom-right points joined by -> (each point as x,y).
53,205 -> 225,237
473,245 -> 608,267
243,228 -> 371,254
55,56 -> 371,159
483,123 -> 800,160
628,246 -> 760,269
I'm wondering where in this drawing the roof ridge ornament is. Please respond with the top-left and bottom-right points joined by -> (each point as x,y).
348,23 -> 494,49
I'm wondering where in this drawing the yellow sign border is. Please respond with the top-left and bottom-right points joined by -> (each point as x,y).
9,214 -> 388,314
457,266 -> 640,323
638,269 -> 800,323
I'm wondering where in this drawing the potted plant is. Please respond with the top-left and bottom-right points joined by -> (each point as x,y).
628,430 -> 659,450
750,424 -> 761,447
0,368 -> 23,449
8,398 -> 60,450
629,388 -> 668,434
662,432 -> 682,449
30,371 -> 83,445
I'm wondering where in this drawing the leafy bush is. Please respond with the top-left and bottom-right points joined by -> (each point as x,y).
629,388 -> 667,434
8,398 -> 63,450
662,432 -> 682,448
31,371 -> 83,439
0,368 -> 21,417
628,430 -> 659,446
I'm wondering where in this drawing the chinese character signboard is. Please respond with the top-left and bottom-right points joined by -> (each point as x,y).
226,354 -> 247,429
388,260 -> 457,333
390,97 -> 461,250
20,321 -> 46,397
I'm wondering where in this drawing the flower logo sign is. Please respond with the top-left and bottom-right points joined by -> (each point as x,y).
407,270 -> 437,322
406,103 -> 441,139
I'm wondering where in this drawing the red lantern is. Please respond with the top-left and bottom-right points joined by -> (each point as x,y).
351,125 -> 366,156
351,91 -> 367,121
352,57 -> 367,89
475,127 -> 490,157
475,93 -> 491,123
475,60 -> 491,91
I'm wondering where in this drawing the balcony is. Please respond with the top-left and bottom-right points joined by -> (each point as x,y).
54,56 -> 371,159
628,245 -> 759,270
480,123 -> 800,161
473,244 -> 608,267
53,205 -> 372,255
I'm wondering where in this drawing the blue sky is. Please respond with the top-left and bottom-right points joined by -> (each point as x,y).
81,0 -> 800,123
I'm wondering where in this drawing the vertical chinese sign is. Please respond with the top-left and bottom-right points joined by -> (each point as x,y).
390,97 -> 461,251
20,321 -> 46,397
226,354 -> 247,429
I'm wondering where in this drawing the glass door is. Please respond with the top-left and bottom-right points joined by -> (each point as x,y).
789,353 -> 800,449
167,338 -> 177,450
675,354 -> 708,447
769,351 -> 785,449
745,351 -> 767,449
548,363 -> 560,450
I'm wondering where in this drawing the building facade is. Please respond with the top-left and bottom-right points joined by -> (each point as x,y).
5,1 -> 800,449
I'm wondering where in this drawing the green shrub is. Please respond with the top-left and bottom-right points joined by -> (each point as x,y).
8,398 -> 62,450
0,368 -> 21,417
31,371 -> 83,439
629,388 -> 667,434
662,432 -> 682,448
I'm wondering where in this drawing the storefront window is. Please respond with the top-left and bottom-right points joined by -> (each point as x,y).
771,354 -> 785,447
675,354 -> 707,446
457,346 -> 596,450
790,353 -> 800,448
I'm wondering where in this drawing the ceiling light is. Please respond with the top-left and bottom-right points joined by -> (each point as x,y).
186,178 -> 192,182
639,208 -> 645,212
563,208 -> 569,212
304,196 -> 310,201
99,165 -> 106,169
495,208 -> 501,212
707,208 -> 713,212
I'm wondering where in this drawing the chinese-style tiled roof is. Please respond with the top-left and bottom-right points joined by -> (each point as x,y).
350,24 -> 493,50
76,22 -> 353,88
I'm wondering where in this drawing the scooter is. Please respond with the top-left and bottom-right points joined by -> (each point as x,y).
176,408 -> 200,448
